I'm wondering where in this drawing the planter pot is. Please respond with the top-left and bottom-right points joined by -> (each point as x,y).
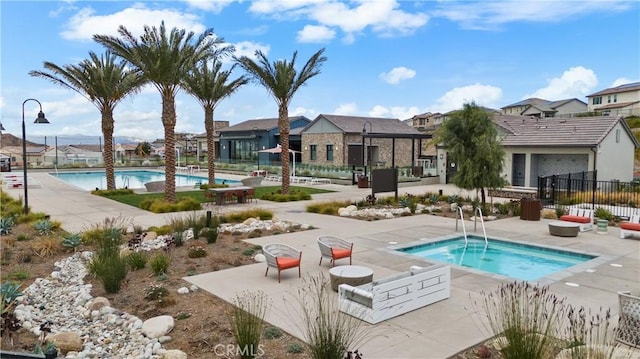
617,291 -> 640,348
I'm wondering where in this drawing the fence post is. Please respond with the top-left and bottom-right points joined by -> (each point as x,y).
591,170 -> 597,211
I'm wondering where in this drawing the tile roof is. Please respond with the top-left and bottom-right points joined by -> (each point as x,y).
315,114 -> 421,135
587,82 -> 640,97
217,116 -> 310,132
495,115 -> 633,147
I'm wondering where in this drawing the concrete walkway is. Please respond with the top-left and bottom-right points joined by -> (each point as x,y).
6,169 -> 640,358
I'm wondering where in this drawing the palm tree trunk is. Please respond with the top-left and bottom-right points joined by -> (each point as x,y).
102,111 -> 116,190
279,105 -> 290,194
204,107 -> 215,184
162,95 -> 177,203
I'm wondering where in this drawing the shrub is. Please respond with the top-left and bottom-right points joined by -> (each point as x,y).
9,267 -> 30,281
594,207 -> 613,220
31,238 -> 62,258
126,252 -> 147,271
202,227 -> 219,244
242,249 -> 255,256
92,188 -> 135,196
306,201 -> 350,215
150,252 -> 171,275
220,209 -> 273,223
0,216 -> 14,235
260,189 -> 311,202
144,283 -> 169,301
247,229 -> 262,239
16,234 -> 32,242
89,228 -> 128,294
33,219 -> 53,235
143,198 -> 201,213
231,290 -> 270,359
263,326 -> 283,339
287,342 -> 305,354
61,233 -> 82,252
147,225 -> 172,236
188,245 -> 207,258
173,231 -> 185,247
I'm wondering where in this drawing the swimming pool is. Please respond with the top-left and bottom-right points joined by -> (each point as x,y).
50,170 -> 235,190
395,235 -> 597,281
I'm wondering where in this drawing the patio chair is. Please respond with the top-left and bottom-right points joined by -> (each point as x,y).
318,235 -> 353,267
263,243 -> 302,283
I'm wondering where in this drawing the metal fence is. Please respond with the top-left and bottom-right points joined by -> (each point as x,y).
537,171 -> 640,218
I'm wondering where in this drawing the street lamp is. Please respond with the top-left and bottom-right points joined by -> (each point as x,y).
22,98 -> 49,214
362,121 -> 372,178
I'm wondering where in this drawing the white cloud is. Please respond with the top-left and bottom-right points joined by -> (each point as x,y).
433,1 -> 633,30
427,84 -> 503,113
290,106 -> 318,119
526,66 -> 598,99
368,105 -> 420,120
379,66 -> 416,85
182,0 -> 236,13
334,103 -> 358,115
297,25 -> 336,43
232,41 -> 271,58
60,4 -> 206,41
611,77 -> 638,87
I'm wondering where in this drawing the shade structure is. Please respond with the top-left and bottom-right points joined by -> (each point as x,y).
258,144 -> 301,176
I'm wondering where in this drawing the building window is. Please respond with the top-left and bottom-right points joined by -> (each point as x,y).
593,97 -> 602,105
326,144 -> 333,161
608,95 -> 612,104
614,94 -> 617,103
310,145 -> 317,160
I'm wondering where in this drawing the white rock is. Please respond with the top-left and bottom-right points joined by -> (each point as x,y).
177,287 -> 189,295
253,253 -> 266,262
141,315 -> 174,338
189,285 -> 198,291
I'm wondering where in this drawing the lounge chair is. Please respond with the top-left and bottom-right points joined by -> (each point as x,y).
318,235 -> 353,267
263,243 -> 302,283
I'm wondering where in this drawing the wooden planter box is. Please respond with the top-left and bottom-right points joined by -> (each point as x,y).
618,291 -> 640,348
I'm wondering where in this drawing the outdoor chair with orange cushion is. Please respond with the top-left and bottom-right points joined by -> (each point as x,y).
620,215 -> 640,239
318,235 -> 353,267
263,243 -> 302,283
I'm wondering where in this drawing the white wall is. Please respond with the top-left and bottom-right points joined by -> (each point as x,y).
596,122 -> 636,181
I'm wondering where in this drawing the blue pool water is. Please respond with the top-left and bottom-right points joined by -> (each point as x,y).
396,235 -> 596,281
50,170 -> 236,190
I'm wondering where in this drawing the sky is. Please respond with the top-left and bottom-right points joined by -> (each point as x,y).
1,0 -> 639,142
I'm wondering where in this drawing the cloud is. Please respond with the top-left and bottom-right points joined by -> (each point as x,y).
611,77 -> 638,87
297,25 -> 336,43
334,103 -> 358,115
526,66 -> 598,99
60,4 -> 206,41
427,84 -> 503,113
232,41 -> 271,58
290,106 -> 318,119
250,0 -> 428,42
182,0 -> 235,13
379,66 -> 416,85
368,105 -> 421,120
433,1 -> 633,30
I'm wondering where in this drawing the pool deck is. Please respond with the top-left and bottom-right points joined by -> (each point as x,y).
6,170 -> 640,358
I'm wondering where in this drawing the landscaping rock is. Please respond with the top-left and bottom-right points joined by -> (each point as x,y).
47,331 -> 83,353
142,315 -> 174,338
161,349 -> 188,359
86,297 -> 110,311
254,253 -> 266,262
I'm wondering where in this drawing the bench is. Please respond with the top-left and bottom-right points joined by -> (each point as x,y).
559,208 -> 594,232
620,215 -> 640,239
338,264 -> 450,324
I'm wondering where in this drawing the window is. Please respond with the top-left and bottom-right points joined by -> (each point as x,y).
608,95 -> 612,104
326,144 -> 333,161
593,96 -> 602,105
614,94 -> 617,103
310,145 -> 317,160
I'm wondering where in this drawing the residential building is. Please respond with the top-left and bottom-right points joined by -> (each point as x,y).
42,145 -> 103,166
407,112 -> 441,131
501,98 -> 587,118
436,115 -> 638,186
0,145 -> 47,168
586,82 -> 640,117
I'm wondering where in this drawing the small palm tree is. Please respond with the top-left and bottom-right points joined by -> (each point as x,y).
94,21 -> 223,202
235,48 -> 327,194
183,59 -> 248,184
29,51 -> 144,190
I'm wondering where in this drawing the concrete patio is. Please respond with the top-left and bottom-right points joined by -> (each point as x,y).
8,169 -> 640,358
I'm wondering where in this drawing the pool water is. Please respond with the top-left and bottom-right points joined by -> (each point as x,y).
396,236 -> 596,281
50,170 -> 235,190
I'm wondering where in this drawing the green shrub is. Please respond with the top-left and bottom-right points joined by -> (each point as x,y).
33,219 -> 53,235
92,188 -> 135,196
202,227 -> 219,244
143,198 -> 202,213
247,229 -> 262,239
242,249 -> 255,256
594,207 -> 613,220
220,209 -> 273,223
188,245 -> 207,258
144,283 -> 169,301
0,217 -> 14,235
147,225 -> 172,236
16,234 -> 31,241
61,233 -> 82,252
260,189 -> 311,202
306,201 -> 350,215
263,326 -> 283,339
89,237 -> 128,294
231,291 -> 270,359
150,252 -> 171,275
287,342 -> 305,354
127,252 -> 147,271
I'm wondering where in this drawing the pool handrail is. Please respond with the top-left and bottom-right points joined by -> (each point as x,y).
455,206 -> 468,246
474,207 -> 488,248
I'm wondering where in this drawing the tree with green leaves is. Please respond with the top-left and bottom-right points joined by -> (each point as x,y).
29,51 -> 144,190
434,102 -> 507,207
235,48 -> 327,194
136,141 -> 151,158
183,59 -> 248,184
94,22 -> 223,202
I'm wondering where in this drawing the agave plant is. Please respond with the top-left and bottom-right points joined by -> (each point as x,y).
0,216 -> 14,235
0,281 -> 23,315
33,219 -> 53,236
62,233 -> 82,252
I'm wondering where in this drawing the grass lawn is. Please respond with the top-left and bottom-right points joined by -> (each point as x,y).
100,186 -> 334,209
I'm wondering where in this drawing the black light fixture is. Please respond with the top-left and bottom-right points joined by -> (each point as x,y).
0,122 -> 5,132
22,98 -> 50,214
362,121 -> 372,179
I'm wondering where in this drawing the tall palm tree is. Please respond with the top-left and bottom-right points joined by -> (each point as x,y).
29,51 -> 144,190
235,48 -> 327,194
183,59 -> 248,184
94,22 -> 222,202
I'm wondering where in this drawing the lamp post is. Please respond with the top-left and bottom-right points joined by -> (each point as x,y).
362,121 -> 372,178
22,98 -> 49,214
253,127 -> 259,170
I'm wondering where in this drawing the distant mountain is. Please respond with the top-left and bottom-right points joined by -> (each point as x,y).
0,133 -> 145,147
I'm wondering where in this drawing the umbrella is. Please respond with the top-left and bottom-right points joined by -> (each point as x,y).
258,144 -> 301,176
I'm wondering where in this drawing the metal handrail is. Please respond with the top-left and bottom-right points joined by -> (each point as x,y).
455,206 -> 468,246
474,207 -> 488,247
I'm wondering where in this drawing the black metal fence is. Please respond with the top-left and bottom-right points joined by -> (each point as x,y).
537,170 -> 640,218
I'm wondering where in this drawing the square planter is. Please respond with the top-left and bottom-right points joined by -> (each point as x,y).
617,291 -> 640,348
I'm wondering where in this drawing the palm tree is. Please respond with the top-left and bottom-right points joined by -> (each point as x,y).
183,59 -> 248,184
29,51 -> 144,190
94,22 -> 223,202
235,48 -> 327,194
